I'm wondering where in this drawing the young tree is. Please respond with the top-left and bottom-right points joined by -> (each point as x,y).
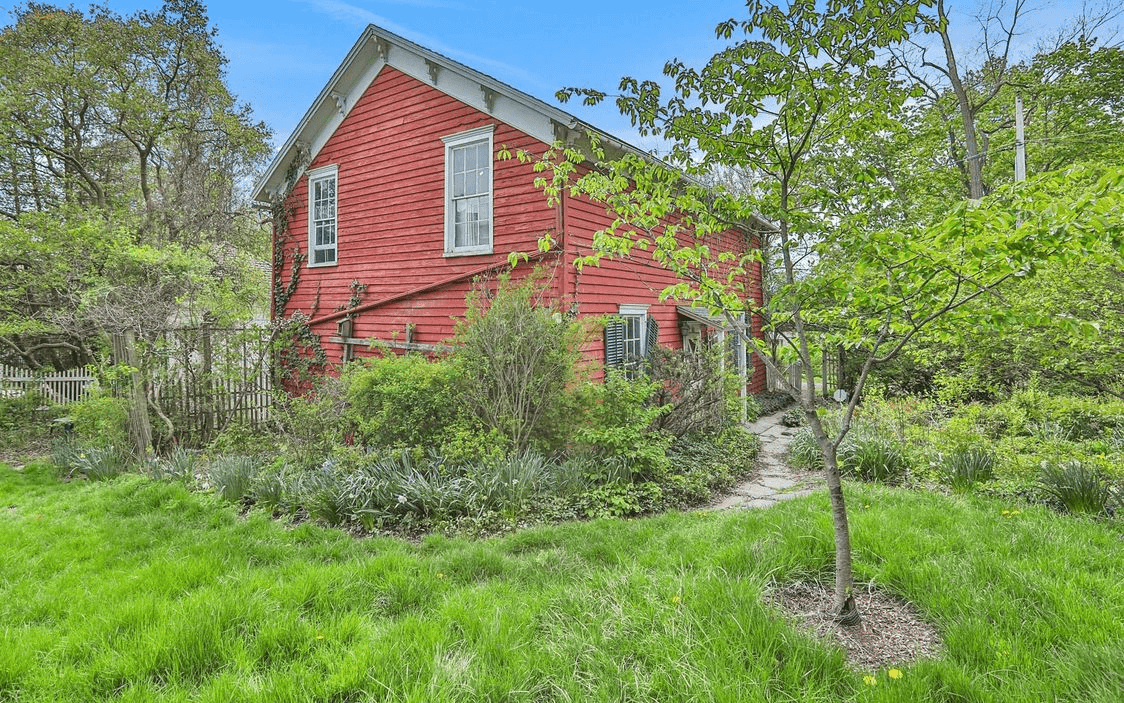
520,0 -> 1124,623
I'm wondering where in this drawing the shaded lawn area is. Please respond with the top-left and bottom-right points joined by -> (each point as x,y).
1,463 -> 1122,702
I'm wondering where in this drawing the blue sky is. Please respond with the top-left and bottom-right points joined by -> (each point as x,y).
0,1 -> 1097,157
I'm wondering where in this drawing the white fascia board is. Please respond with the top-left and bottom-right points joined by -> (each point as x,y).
252,28 -> 386,203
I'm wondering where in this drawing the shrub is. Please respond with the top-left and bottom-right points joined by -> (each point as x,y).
346,353 -> 462,449
0,389 -> 50,449
65,391 -> 129,449
576,372 -> 671,479
451,271 -> 586,452
942,447 -> 996,491
780,408 -> 805,427
645,344 -> 737,436
272,377 -> 349,470
1036,460 -> 1115,515
207,455 -> 257,503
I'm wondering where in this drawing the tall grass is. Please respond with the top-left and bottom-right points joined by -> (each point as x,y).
2,462 -> 1122,701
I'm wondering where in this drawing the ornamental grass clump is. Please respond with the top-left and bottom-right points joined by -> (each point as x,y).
71,445 -> 131,481
942,447 -> 996,492
207,455 -> 257,503
838,435 -> 908,484
1036,459 -> 1116,515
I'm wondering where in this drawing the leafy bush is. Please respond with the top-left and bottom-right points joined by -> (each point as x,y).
207,455 -> 257,503
0,389 -> 50,449
1036,460 -> 1115,515
451,271 -> 586,452
780,408 -> 805,427
576,372 -> 671,479
942,447 -> 996,491
346,353 -> 462,449
756,390 -> 795,416
272,378 -> 349,470
64,392 -> 129,449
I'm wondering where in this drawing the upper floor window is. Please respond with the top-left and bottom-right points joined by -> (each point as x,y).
442,125 -> 493,256
308,165 -> 338,266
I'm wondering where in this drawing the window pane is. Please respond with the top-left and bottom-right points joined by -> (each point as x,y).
464,144 -> 476,171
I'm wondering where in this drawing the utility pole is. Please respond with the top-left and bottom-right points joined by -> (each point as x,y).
1014,93 -> 1027,182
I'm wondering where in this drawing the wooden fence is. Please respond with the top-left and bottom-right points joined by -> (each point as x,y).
0,364 -> 97,404
766,353 -> 842,397
148,325 -> 274,444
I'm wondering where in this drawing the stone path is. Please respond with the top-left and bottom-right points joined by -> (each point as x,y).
709,408 -> 822,510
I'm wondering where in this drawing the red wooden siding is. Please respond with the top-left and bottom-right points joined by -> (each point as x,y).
274,64 -> 764,391
276,66 -> 562,363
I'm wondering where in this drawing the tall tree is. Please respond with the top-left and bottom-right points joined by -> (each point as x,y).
0,1 -> 270,370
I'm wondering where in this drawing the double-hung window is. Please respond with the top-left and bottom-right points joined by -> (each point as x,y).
442,125 -> 493,255
307,165 -> 338,266
605,304 -> 657,376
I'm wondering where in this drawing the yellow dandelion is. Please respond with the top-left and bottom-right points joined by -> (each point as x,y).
436,572 -> 445,579
1001,509 -> 1010,515
671,594 -> 682,604
863,675 -> 877,686
315,634 -> 325,640
888,668 -> 903,680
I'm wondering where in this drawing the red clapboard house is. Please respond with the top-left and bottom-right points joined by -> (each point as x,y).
251,24 -> 767,396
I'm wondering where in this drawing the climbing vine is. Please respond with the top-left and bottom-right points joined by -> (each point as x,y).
266,144 -> 328,384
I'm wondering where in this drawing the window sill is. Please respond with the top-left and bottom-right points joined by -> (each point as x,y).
308,259 -> 338,268
443,247 -> 493,258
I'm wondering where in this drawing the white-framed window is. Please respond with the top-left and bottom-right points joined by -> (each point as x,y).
307,165 -> 338,266
619,304 -> 648,361
442,125 -> 494,256
605,304 -> 656,375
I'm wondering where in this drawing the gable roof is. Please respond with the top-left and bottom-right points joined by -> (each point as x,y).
251,24 -> 651,204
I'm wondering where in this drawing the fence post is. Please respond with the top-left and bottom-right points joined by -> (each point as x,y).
821,351 -> 828,397
201,321 -> 215,442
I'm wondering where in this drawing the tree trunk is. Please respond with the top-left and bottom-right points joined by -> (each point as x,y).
937,0 -> 985,199
112,331 -> 153,459
807,410 -> 860,625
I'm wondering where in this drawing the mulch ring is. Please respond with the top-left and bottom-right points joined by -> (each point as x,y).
769,580 -> 944,671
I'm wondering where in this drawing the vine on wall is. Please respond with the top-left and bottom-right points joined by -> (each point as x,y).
268,144 -> 327,383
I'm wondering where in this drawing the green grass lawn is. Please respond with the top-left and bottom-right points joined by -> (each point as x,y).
2,463 -> 1122,702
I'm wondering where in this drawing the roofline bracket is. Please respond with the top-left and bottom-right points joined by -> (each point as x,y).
425,59 -> 441,85
329,90 -> 347,116
480,86 -> 497,113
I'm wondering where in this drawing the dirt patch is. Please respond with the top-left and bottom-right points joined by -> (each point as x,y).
770,580 -> 944,671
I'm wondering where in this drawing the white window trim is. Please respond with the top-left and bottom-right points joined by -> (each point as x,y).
307,164 -> 339,268
442,125 -> 494,257
619,304 -> 649,359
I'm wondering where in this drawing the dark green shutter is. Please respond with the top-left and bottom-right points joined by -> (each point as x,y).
604,320 -> 625,369
645,316 -> 659,357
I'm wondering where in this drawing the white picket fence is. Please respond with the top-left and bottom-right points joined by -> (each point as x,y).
0,364 -> 97,405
